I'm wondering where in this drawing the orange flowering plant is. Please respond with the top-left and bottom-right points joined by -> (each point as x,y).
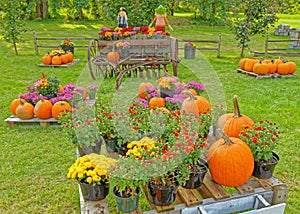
240,120 -> 280,161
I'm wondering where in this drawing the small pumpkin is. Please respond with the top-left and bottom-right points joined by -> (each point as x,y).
16,100 -> 34,120
34,98 -> 53,119
244,59 -> 259,72
52,55 -> 62,65
262,59 -> 271,64
107,51 -> 120,63
277,62 -> 290,75
253,61 -> 268,75
207,129 -> 254,187
42,53 -> 52,65
10,98 -> 27,115
181,91 -> 211,116
216,95 -> 254,138
149,97 -> 165,109
138,80 -> 154,99
286,61 -> 296,74
52,101 -> 71,120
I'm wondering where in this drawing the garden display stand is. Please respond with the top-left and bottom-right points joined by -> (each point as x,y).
87,38 -> 180,89
237,69 -> 298,79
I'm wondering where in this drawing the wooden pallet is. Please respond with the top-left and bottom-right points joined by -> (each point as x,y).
4,116 -> 58,128
237,69 -> 298,79
38,59 -> 80,67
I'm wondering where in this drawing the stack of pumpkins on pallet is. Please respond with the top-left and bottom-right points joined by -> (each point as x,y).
42,49 -> 74,65
9,98 -> 71,121
239,58 -> 297,75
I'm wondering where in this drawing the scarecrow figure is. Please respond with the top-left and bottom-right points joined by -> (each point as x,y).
149,5 -> 173,32
117,7 -> 128,28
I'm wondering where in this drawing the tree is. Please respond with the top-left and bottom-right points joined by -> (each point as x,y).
227,0 -> 278,57
0,0 -> 28,55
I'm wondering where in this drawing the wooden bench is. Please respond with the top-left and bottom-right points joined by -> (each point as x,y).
87,38 -> 180,89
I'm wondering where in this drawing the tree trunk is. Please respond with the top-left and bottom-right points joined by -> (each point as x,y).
13,38 -> 18,55
36,2 -> 42,18
241,44 -> 245,58
42,0 -> 48,18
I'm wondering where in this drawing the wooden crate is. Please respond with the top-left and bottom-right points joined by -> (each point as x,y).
38,59 -> 80,68
4,116 -> 58,128
237,69 -> 298,79
79,171 -> 288,214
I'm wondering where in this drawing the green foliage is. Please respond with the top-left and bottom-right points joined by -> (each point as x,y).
227,0 -> 278,57
99,0 -> 169,27
0,0 -> 28,55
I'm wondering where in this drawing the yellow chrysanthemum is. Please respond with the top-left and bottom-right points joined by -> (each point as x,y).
86,177 -> 93,184
92,175 -> 101,182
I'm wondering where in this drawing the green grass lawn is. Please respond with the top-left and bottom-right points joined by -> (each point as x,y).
0,14 -> 299,213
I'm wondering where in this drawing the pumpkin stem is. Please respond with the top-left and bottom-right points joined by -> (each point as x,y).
233,95 -> 242,118
19,98 -> 25,105
184,91 -> 196,100
217,128 -> 233,146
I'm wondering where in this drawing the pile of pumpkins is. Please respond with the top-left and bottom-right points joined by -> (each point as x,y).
239,58 -> 297,75
10,98 -> 71,121
42,49 -> 74,65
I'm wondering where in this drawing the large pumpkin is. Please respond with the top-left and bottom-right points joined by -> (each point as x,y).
138,81 -> 154,99
107,51 -> 120,63
286,61 -> 296,74
42,53 -> 52,65
253,61 -> 268,75
10,98 -> 27,115
238,58 -> 248,70
149,97 -> 165,109
52,55 -> 62,65
277,62 -> 290,75
181,91 -> 211,116
244,59 -> 259,72
267,62 -> 277,74
52,101 -> 71,120
16,100 -> 34,120
34,98 -> 53,119
207,130 -> 254,187
216,95 -> 254,138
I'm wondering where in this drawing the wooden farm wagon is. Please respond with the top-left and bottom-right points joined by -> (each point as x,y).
87,37 -> 180,89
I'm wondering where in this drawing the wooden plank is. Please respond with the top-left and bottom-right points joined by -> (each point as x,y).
235,180 -> 255,195
38,59 -> 80,68
237,69 -> 298,79
177,186 -> 202,207
5,116 -> 58,128
254,176 -> 284,190
155,204 -> 174,213
203,174 -> 230,200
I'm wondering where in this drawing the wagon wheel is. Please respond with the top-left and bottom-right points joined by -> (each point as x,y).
87,39 -> 109,79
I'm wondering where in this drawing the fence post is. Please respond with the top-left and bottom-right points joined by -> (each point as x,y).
33,31 -> 39,55
264,35 -> 269,57
217,35 -> 221,58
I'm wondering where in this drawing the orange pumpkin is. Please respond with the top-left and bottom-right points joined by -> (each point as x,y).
10,98 -> 27,115
244,59 -> 259,72
66,51 -> 74,62
149,97 -> 165,109
267,62 -> 277,74
42,53 -> 52,65
181,91 -> 211,116
16,100 -> 34,120
286,61 -> 296,74
52,101 -> 71,120
34,98 -> 53,119
60,54 -> 69,64
238,58 -> 248,70
52,55 -> 62,65
253,61 -> 268,75
181,89 -> 198,98
207,130 -> 254,187
277,63 -> 290,75
273,59 -> 282,66
138,81 -> 154,99
216,95 -> 254,138
262,59 -> 271,64
107,51 -> 120,63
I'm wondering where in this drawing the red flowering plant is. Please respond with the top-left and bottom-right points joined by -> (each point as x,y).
240,120 -> 280,161
108,108 -> 211,191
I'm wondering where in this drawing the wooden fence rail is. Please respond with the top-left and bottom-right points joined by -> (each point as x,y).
251,35 -> 300,57
33,32 -> 222,57
178,35 -> 222,58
